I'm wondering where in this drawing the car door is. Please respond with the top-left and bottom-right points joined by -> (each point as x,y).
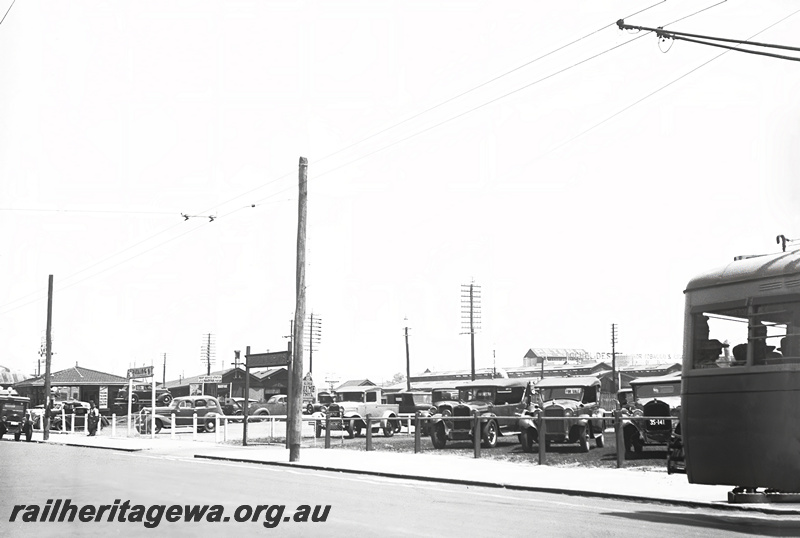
175,400 -> 194,426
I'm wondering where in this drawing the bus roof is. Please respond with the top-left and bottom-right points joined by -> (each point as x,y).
685,251 -> 800,293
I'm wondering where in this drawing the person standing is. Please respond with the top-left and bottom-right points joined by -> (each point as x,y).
87,400 -> 100,436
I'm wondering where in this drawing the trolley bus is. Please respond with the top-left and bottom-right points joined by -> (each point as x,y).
683,246 -> 800,500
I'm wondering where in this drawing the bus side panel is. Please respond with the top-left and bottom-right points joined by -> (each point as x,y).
684,371 -> 800,491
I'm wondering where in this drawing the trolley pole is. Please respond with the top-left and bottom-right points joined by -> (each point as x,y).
289,156 -> 308,463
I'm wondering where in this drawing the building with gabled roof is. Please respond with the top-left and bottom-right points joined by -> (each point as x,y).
13,364 -> 128,409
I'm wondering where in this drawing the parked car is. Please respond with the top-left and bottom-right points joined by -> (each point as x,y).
429,379 -> 529,449
622,373 -> 681,454
249,394 -> 289,416
518,376 -> 606,453
385,391 -> 437,433
138,395 -> 224,434
50,400 -> 92,432
0,389 -> 33,441
314,387 -> 399,439
116,384 -> 173,406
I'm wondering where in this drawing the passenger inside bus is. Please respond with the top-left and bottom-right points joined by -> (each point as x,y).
694,339 -> 728,368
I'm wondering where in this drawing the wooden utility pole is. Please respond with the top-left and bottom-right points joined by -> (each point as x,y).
404,322 -> 411,391
611,323 -> 618,393
43,275 -> 53,441
162,353 -> 166,386
289,156 -> 308,462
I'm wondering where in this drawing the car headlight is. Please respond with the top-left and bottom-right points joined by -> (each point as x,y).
632,409 -> 643,417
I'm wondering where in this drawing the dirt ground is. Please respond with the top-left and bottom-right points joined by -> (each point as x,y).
243,426 -> 672,472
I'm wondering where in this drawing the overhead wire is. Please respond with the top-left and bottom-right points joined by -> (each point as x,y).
539,5 -> 800,159
0,1 -> 731,314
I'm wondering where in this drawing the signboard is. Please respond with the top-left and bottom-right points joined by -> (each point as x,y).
302,373 -> 315,405
99,386 -> 108,409
198,375 -> 223,383
189,383 -> 202,396
246,351 -> 290,368
127,366 -> 154,379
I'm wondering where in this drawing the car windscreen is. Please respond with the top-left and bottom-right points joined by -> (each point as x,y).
634,383 -> 679,400
411,394 -> 432,405
1,402 -> 25,414
337,393 -> 364,402
540,387 -> 583,401
459,388 -> 494,402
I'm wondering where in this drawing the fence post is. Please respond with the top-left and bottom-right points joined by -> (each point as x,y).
223,417 -> 227,442
473,411 -> 481,459
615,410 -> 625,468
71,413 -> 76,434
324,413 -> 331,449
414,412 -> 421,454
192,413 -> 198,441
537,413 -> 546,465
111,414 -> 116,438
215,416 -> 220,443
365,415 -> 373,452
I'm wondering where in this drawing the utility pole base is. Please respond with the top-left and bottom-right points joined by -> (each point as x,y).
289,444 -> 300,462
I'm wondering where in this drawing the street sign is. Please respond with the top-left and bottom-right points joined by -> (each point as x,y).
127,366 -> 153,379
198,375 -> 223,383
246,351 -> 290,368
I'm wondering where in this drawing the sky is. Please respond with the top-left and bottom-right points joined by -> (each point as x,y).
2,1 -> 800,386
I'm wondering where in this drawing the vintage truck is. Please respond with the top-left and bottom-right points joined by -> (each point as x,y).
0,389 -> 33,442
313,386 -> 399,438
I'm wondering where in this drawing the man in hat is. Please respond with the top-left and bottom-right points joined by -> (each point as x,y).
695,339 -> 729,367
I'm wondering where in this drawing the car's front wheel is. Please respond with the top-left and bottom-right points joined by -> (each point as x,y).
482,420 -> 498,448
519,427 -> 535,453
430,422 -> 447,449
204,418 -> 217,433
595,433 -> 604,448
579,428 -> 590,452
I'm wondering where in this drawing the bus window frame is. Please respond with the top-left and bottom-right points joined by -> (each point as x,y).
689,294 -> 800,370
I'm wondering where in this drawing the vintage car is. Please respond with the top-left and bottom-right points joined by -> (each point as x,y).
429,379 -> 529,449
313,387 -> 399,439
0,389 -> 33,442
622,373 -> 681,454
115,384 -> 173,406
138,395 -> 224,434
249,394 -> 289,416
518,376 -> 606,453
306,391 -> 337,415
384,391 -> 437,434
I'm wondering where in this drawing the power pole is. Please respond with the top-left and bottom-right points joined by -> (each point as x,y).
404,320 -> 411,391
43,275 -> 54,441
611,323 -> 619,393
461,281 -> 481,381
307,313 -> 322,375
289,156 -> 308,462
162,353 -> 166,386
200,333 -> 215,375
